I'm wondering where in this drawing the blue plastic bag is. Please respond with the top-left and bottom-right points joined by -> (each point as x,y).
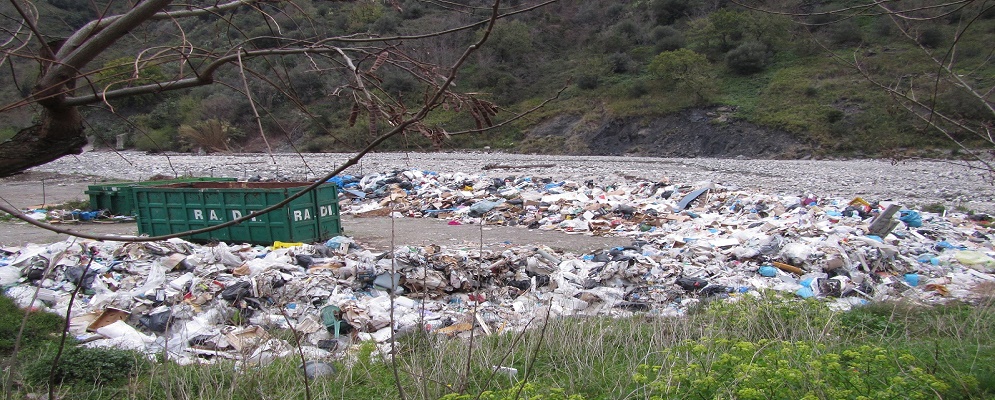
899,210 -> 923,227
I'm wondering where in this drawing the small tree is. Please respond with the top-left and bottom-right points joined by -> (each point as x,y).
648,48 -> 716,102
178,119 -> 240,153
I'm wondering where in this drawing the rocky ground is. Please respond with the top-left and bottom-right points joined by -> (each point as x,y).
22,150 -> 995,213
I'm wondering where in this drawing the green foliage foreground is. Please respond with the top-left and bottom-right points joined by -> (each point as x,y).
635,339 -> 959,399
3,293 -> 993,399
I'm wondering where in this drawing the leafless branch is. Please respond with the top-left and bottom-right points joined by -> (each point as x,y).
0,0 -> 516,242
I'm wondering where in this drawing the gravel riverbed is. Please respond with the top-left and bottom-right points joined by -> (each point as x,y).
30,151 -> 995,214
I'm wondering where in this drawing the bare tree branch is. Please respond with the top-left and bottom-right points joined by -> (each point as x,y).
0,0 -> 531,242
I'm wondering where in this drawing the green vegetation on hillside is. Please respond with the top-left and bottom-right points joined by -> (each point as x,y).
1,0 -> 991,157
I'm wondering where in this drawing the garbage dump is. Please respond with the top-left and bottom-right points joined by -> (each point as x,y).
2,169 -> 992,366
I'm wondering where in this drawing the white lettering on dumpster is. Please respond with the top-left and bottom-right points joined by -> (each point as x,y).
193,209 -> 233,221
319,205 -> 335,217
293,208 -> 313,221
230,210 -> 259,222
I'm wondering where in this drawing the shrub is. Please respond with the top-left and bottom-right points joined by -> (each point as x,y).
635,338 -> 961,399
826,109 -> 844,123
401,2 -> 424,19
576,75 -> 600,90
828,21 -> 864,46
24,346 -> 149,385
0,295 -> 65,356
648,48 -> 715,101
917,26 -> 944,48
608,52 -> 634,74
178,119 -> 241,152
304,135 -> 341,152
725,41 -> 769,74
132,128 -> 175,152
873,16 -> 893,37
652,26 -> 685,52
651,0 -> 691,25
625,80 -> 650,98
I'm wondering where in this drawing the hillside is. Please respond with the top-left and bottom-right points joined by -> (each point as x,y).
1,0 -> 992,159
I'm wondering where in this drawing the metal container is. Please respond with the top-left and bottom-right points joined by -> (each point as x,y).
86,177 -> 236,216
133,181 -> 341,245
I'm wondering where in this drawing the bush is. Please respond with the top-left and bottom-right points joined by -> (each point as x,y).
648,48 -> 715,101
608,53 -> 634,74
826,109 -> 844,123
651,0 -> 691,25
917,26 -> 944,48
725,41 -> 769,74
178,119 -> 241,152
24,346 -> 149,386
304,135 -> 343,152
401,2 -> 424,19
132,128 -> 175,152
625,80 -> 650,98
652,26 -> 684,52
828,21 -> 864,46
635,338 -> 961,399
576,75 -> 600,90
0,295 -> 64,356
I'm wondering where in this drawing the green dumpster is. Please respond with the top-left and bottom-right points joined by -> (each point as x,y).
87,177 -> 236,216
133,182 -> 341,245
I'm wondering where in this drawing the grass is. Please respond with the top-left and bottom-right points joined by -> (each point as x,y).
3,291 -> 994,399
0,295 -> 65,356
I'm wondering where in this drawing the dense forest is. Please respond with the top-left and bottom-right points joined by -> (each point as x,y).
1,0 -> 993,159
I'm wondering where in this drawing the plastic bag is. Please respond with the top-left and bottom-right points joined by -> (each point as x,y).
899,210 -> 923,227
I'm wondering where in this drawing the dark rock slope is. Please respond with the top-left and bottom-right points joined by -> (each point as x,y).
523,107 -> 812,159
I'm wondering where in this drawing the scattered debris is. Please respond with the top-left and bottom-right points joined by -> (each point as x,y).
2,169 -> 992,369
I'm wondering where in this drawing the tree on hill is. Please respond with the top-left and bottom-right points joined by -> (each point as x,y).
648,48 -> 716,102
0,0 -> 551,177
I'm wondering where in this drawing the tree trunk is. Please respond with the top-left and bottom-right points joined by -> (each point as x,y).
0,106 -> 86,177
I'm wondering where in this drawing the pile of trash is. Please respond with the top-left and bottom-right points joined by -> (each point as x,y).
2,170 -> 993,366
17,208 -> 130,223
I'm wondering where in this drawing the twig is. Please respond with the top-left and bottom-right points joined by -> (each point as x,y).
49,245 -> 96,400
512,298 -> 554,400
388,198 -> 407,400
236,49 -> 276,163
279,308 -> 312,400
